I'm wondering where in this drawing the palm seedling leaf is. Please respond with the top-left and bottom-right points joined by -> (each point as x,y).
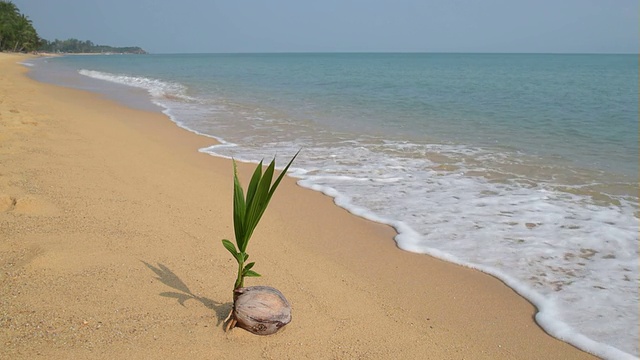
224,151 -> 299,290
268,151 -> 298,199
241,161 -> 275,252
234,151 -> 299,253
243,269 -> 261,278
232,161 -> 247,251
245,160 -> 264,215
222,239 -> 240,262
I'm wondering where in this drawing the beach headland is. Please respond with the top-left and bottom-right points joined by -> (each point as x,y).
0,52 -> 597,359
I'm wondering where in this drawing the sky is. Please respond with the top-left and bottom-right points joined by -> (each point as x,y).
11,0 -> 639,54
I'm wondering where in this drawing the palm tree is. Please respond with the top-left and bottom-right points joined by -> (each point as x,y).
0,1 -> 20,51
13,14 -> 38,51
0,1 -> 40,52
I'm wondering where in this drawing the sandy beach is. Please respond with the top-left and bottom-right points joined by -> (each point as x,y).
0,53 -> 597,359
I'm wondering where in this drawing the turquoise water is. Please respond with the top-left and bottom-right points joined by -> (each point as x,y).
28,53 -> 638,359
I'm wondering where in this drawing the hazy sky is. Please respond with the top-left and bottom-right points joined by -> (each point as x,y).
12,0 -> 639,54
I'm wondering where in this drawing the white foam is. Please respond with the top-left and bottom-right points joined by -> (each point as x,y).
78,69 -> 194,101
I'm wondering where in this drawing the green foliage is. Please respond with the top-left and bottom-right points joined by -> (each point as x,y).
0,1 -> 41,52
222,152 -> 298,291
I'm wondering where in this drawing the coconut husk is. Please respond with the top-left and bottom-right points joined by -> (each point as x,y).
225,286 -> 291,335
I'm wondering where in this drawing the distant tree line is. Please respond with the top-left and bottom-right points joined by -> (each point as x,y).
0,0 -> 146,54
38,38 -> 147,54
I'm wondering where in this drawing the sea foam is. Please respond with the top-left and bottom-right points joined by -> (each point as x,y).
78,69 -> 194,102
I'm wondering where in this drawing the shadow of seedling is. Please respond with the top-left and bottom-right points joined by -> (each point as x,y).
142,261 -> 231,326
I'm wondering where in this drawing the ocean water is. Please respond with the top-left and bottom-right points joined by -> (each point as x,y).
26,53 -> 638,359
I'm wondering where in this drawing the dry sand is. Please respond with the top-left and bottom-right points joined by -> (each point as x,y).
0,53 -> 597,359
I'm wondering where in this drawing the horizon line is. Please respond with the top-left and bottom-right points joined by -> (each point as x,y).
142,50 -> 639,56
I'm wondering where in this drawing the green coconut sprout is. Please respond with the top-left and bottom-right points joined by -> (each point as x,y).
222,152 -> 298,292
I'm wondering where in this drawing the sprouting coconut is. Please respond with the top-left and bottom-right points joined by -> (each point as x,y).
225,286 -> 291,335
221,152 -> 298,335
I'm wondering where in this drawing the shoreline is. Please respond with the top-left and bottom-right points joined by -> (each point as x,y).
0,53 -> 600,359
